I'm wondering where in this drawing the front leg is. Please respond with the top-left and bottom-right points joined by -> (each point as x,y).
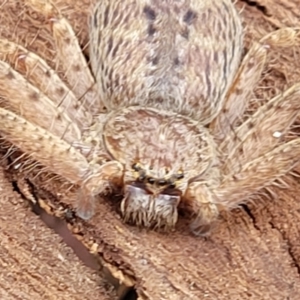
0,107 -> 124,219
0,38 -> 92,131
187,82 -> 300,235
184,183 -> 220,236
0,55 -> 81,144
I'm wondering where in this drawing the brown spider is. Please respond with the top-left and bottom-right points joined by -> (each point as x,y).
1,0 -> 300,235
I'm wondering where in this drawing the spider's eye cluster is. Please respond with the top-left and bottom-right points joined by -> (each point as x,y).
131,163 -> 184,189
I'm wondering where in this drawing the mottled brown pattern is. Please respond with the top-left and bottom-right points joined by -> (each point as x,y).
90,0 -> 242,124
0,0 -> 300,238
0,165 -> 117,300
1,0 -> 300,299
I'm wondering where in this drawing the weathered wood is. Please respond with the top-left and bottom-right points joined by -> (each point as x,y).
1,0 -> 300,299
0,165 -> 117,299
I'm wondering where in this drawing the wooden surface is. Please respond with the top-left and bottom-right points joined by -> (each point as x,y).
0,165 -> 117,300
1,0 -> 300,299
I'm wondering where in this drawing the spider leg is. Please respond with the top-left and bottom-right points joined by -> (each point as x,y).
26,0 -> 105,115
184,183 -> 220,236
0,38 -> 92,131
187,83 -> 300,235
221,83 -> 300,174
189,29 -> 298,235
0,58 -> 80,144
215,83 -> 300,209
0,107 -> 123,219
210,42 -> 266,141
0,107 -> 89,182
210,28 -> 297,141
215,139 -> 300,210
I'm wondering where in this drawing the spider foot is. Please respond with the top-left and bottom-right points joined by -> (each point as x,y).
76,191 -> 95,221
76,161 -> 124,220
185,183 -> 219,236
189,202 -> 219,236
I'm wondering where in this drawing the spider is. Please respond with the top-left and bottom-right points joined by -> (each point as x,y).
1,0 -> 300,236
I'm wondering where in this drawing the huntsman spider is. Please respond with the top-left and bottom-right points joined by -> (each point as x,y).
1,0 -> 300,235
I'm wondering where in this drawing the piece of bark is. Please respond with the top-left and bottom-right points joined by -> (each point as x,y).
17,165 -> 300,299
1,0 -> 300,299
0,166 -> 117,300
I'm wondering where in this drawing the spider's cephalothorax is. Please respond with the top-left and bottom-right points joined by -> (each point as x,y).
86,0 -> 242,233
1,0 -> 300,236
101,106 -> 220,229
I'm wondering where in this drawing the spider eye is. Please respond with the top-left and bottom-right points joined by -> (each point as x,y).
132,163 -> 140,171
138,175 -> 145,181
176,173 -> 184,180
168,182 -> 176,189
147,177 -> 155,184
157,179 -> 167,186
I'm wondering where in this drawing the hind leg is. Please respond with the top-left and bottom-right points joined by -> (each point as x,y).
210,28 -> 297,142
24,0 -> 105,115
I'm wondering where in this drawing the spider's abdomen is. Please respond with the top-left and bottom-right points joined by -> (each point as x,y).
90,0 -> 243,124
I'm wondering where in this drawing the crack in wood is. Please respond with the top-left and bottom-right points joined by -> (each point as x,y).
9,173 -> 137,300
